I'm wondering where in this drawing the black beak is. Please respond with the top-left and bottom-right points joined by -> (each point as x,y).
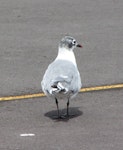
77,44 -> 82,48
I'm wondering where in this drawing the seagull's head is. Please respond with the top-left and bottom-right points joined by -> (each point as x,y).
59,36 -> 82,51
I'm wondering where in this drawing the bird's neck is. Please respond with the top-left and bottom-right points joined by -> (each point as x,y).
55,47 -> 77,66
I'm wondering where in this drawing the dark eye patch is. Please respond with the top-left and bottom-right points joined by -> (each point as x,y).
68,42 -> 73,48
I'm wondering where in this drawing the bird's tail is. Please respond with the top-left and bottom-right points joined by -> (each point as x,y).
50,82 -> 68,94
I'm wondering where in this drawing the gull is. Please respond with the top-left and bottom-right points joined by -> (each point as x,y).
41,36 -> 82,119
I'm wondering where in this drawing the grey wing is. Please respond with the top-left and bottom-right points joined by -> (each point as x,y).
41,60 -> 81,94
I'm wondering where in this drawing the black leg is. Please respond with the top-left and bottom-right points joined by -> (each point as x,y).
67,98 -> 70,117
55,98 -> 60,118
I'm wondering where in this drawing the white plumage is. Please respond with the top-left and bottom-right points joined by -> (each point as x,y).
41,36 -> 82,119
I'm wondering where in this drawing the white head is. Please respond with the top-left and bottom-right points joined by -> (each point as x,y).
59,36 -> 82,51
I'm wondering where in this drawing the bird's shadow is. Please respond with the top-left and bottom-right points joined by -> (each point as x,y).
44,107 -> 83,122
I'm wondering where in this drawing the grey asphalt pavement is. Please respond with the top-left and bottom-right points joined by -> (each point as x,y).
0,0 -> 123,96
0,90 -> 123,150
0,0 -> 123,150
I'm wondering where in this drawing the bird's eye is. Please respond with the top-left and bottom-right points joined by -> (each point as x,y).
73,40 -> 76,45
